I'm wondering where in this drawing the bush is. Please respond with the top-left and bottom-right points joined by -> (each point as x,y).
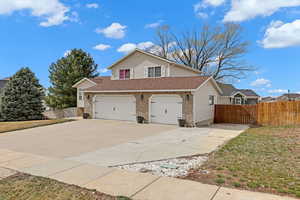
215,178 -> 225,184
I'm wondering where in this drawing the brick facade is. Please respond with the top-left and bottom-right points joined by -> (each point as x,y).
83,92 -> 194,125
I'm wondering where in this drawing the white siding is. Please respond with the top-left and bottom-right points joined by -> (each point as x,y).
76,80 -> 95,107
169,64 -> 199,77
193,79 -> 220,123
111,51 -> 199,79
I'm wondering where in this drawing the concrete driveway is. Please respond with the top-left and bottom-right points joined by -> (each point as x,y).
0,119 -> 247,166
0,120 -> 176,158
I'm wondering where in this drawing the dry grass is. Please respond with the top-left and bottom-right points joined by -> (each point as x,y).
0,119 -> 74,133
184,125 -> 300,198
0,173 -> 120,200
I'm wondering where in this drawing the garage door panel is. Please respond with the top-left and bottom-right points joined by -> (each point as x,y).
95,95 -> 136,121
150,95 -> 182,125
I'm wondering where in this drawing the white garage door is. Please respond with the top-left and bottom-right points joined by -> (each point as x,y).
94,95 -> 136,121
150,95 -> 183,125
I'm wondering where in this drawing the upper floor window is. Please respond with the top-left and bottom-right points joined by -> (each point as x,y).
209,95 -> 215,105
119,69 -> 130,80
78,89 -> 83,101
148,66 -> 161,78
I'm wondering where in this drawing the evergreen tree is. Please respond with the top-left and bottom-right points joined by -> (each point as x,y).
0,67 -> 45,121
45,49 -> 98,109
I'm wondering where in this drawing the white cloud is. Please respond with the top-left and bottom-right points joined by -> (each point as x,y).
194,0 -> 225,18
93,44 -> 111,51
202,0 -> 226,7
86,3 -> 99,9
137,41 -> 155,50
268,89 -> 288,94
99,68 -> 109,73
0,0 -> 71,27
64,50 -> 71,57
196,12 -> 209,19
117,41 -> 155,54
250,78 -> 272,87
223,0 -> 300,22
261,20 -> 300,48
117,43 -> 137,54
145,20 -> 164,29
96,23 -> 127,39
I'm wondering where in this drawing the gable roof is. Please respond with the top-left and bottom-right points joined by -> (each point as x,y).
107,48 -> 201,74
278,93 -> 300,99
72,78 -> 97,87
217,82 -> 260,97
235,89 -> 259,97
81,76 -> 212,92
217,82 -> 236,96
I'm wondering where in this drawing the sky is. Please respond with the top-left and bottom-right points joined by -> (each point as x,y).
0,0 -> 300,97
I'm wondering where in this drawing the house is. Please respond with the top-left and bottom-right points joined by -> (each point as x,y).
260,96 -> 276,103
217,83 -> 260,105
277,93 -> 300,101
73,49 -> 222,126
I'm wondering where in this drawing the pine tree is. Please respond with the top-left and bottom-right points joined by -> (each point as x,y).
45,49 -> 98,109
0,67 -> 45,121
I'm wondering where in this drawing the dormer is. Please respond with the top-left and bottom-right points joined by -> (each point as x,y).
107,49 -> 201,80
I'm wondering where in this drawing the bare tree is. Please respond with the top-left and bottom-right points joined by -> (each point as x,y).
170,25 -> 220,72
152,23 -> 254,82
153,25 -> 173,58
212,24 -> 253,81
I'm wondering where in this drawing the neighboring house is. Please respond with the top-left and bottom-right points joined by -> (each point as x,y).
277,93 -> 300,101
217,83 -> 260,105
260,96 -> 276,103
73,49 -> 222,126
0,78 -> 9,92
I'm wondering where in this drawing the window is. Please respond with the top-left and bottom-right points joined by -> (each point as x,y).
235,97 -> 242,105
209,95 -> 215,105
119,69 -> 130,80
78,89 -> 83,101
148,66 -> 161,78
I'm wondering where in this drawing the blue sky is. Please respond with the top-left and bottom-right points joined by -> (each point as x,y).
0,0 -> 300,96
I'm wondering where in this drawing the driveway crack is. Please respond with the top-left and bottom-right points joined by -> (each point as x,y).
130,176 -> 161,198
210,186 -> 221,200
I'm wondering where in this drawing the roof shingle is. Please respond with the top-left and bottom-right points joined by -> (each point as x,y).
84,76 -> 210,92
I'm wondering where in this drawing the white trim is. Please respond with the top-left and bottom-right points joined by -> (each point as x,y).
107,48 -> 201,74
72,78 -> 97,88
230,91 -> 247,98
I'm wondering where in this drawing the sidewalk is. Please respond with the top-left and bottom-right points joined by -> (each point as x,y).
0,149 -> 297,200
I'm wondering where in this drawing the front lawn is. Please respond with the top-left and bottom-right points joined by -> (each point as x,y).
0,173 -> 131,200
0,119 -> 74,133
184,125 -> 300,198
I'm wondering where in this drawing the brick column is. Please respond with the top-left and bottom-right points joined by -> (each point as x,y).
135,93 -> 152,123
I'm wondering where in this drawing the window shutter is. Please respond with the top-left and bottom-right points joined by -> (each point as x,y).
144,67 -> 148,78
130,68 -> 134,79
161,66 -> 165,77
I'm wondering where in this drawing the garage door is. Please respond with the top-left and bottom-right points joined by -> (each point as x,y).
150,95 -> 182,125
94,95 -> 136,121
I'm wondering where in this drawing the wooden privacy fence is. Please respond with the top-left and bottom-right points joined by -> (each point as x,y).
214,101 -> 300,126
